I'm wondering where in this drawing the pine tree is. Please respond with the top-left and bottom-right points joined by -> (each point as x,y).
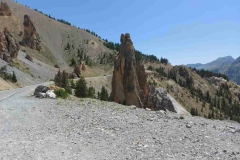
88,86 -> 96,98
62,70 -> 71,94
12,71 -> 17,83
190,108 -> 196,116
70,80 -> 76,89
75,77 -> 88,98
100,86 -> 109,101
54,70 -> 62,87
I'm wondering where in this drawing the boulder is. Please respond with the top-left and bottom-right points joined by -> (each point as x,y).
147,87 -> 177,112
0,2 -> 12,16
35,92 -> 46,99
110,33 -> 148,108
46,90 -> 56,99
34,85 -> 50,95
22,15 -> 41,51
0,28 -> 20,63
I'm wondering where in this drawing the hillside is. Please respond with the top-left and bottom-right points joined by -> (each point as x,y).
0,0 -> 112,68
223,57 -> 240,85
186,56 -> 240,85
0,0 -> 116,88
192,56 -> 240,85
146,62 -> 240,122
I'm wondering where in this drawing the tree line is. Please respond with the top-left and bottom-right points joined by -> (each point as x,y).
34,9 -> 71,26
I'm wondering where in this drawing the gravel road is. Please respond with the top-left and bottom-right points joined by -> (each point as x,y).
0,85 -> 240,159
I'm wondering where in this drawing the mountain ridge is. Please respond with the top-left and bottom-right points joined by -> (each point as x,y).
186,56 -> 235,70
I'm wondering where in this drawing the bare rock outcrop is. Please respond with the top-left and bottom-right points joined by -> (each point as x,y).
22,15 -> 41,51
0,2 -> 12,16
0,28 -> 20,63
147,87 -> 176,112
110,33 -> 148,107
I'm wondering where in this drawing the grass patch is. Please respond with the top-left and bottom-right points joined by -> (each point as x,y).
54,89 -> 69,99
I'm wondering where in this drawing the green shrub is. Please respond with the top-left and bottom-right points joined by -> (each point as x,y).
147,65 -> 154,71
75,77 -> 88,98
88,86 -> 96,98
100,86 -> 109,101
54,89 -> 69,99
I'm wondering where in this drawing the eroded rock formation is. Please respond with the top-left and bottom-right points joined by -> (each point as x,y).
110,33 -> 148,107
0,28 -> 20,63
0,2 -> 12,16
22,15 -> 41,51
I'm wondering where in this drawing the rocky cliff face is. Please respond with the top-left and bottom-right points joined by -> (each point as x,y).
22,15 -> 41,51
0,2 -> 12,16
0,28 -> 20,63
110,33 -> 148,107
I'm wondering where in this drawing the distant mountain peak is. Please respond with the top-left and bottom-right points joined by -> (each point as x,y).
186,56 -> 235,70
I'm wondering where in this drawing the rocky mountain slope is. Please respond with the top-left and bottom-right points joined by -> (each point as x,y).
0,0 -> 115,89
0,0 -> 112,67
212,57 -> 240,85
145,62 -> 240,122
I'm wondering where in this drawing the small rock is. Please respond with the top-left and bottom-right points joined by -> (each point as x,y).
229,129 -> 235,133
46,90 -> 56,99
186,124 -> 192,128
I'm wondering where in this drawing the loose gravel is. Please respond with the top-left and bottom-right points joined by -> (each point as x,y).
0,89 -> 240,160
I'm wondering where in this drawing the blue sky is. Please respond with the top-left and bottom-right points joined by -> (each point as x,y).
16,0 -> 240,65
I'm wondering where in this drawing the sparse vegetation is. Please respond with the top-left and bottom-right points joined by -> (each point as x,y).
54,88 -> 69,99
97,52 -> 116,65
0,67 -> 17,83
190,68 -> 229,81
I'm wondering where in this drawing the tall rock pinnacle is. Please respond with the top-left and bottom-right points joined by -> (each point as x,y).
110,33 -> 148,108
